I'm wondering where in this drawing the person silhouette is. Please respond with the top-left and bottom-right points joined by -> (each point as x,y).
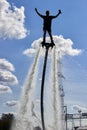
35,8 -> 61,45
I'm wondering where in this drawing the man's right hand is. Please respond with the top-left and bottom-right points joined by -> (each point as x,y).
58,9 -> 62,14
35,8 -> 37,12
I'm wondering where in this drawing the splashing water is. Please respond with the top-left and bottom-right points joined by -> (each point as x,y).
12,35 -> 81,130
19,47 -> 41,116
12,45 -> 64,130
52,47 -> 63,130
52,47 -> 59,130
12,46 -> 41,130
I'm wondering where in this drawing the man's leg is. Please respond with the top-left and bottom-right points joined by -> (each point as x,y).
48,31 -> 54,44
43,30 -> 46,43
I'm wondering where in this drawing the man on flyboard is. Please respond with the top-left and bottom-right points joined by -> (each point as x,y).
35,8 -> 61,46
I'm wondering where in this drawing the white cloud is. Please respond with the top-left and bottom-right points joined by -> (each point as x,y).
0,58 -> 18,95
5,100 -> 18,107
0,69 -> 18,85
72,105 -> 87,112
0,58 -> 14,71
23,48 -> 36,57
23,35 -> 81,57
0,0 -> 28,39
0,84 -> 12,94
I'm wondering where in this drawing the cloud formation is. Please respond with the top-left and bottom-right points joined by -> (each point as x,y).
72,105 -> 87,112
0,0 -> 28,39
0,70 -> 18,85
23,48 -> 36,57
0,84 -> 12,94
23,35 -> 81,57
6,100 -> 18,107
0,58 -> 18,86
0,59 -> 14,71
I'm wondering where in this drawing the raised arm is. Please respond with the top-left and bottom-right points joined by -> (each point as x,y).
35,8 -> 44,18
53,9 -> 62,18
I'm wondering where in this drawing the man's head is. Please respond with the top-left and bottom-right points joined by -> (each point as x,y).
46,10 -> 49,16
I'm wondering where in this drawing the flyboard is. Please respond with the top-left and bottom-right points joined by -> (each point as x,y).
41,42 -> 55,48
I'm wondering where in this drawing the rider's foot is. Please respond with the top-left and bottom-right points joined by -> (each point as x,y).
51,42 -> 55,46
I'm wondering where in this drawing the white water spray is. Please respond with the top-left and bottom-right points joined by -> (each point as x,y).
12,44 -> 64,130
16,35 -> 81,130
19,46 -> 41,116
52,47 -> 63,130
12,46 -> 41,130
52,47 -> 59,130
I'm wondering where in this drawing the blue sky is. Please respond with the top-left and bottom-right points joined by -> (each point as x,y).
0,0 -> 87,116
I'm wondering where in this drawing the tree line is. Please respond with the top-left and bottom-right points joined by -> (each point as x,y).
0,113 -> 14,130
